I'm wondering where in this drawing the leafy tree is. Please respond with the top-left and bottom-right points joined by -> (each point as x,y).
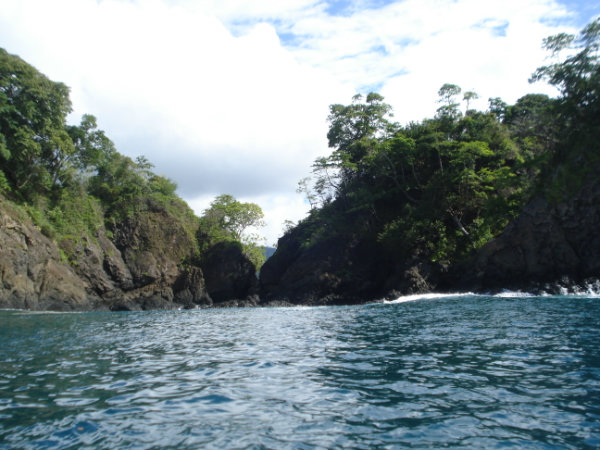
199,194 -> 264,241
314,92 -> 395,195
530,18 -> 599,118
0,48 -> 73,199
197,194 -> 266,268
463,90 -> 479,113
66,114 -> 116,172
526,18 -> 600,198
530,18 -> 599,159
436,83 -> 462,121
327,93 -> 392,152
488,97 -> 509,121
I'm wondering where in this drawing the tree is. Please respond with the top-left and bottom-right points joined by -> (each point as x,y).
199,194 -> 265,241
530,19 -> 599,107
315,92 -> 395,198
488,97 -> 508,121
436,83 -> 462,120
296,177 -> 318,210
66,114 -> 116,172
327,93 -> 392,152
197,194 -> 266,268
0,48 -> 73,199
463,90 -> 479,113
364,135 -> 419,203
530,18 -> 599,147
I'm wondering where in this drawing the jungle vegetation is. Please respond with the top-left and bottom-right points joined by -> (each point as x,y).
0,48 -> 266,269
292,19 -> 599,266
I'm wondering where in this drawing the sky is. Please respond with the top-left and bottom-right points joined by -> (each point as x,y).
1,0 -> 598,245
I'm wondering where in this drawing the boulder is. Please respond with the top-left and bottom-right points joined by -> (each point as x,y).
201,241 -> 258,304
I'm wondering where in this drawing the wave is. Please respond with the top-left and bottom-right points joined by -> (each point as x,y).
491,290 -> 536,298
385,292 -> 476,304
386,286 -> 600,304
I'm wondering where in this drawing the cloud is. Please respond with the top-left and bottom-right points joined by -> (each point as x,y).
273,0 -> 575,122
0,0 -> 588,244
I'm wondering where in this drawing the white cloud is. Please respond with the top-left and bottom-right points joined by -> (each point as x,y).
279,0 -> 574,123
0,0 -> 588,244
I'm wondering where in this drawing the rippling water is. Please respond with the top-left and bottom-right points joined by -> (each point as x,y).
1,294 -> 599,449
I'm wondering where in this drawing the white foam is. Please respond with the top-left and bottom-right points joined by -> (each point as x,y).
385,292 -> 476,304
492,290 -> 536,298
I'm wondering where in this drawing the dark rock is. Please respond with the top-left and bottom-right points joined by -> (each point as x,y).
458,174 -> 600,291
0,197 -> 218,311
260,220 -> 385,305
212,295 -> 259,308
98,233 -> 134,290
111,208 -> 195,288
201,241 -> 258,304
173,267 -> 212,307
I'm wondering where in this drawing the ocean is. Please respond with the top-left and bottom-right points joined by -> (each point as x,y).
1,293 -> 599,449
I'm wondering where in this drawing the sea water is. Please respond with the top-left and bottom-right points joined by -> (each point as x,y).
1,294 -> 599,449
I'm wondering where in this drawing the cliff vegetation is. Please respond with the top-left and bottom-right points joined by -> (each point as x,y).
260,19 -> 600,303
0,48 -> 265,310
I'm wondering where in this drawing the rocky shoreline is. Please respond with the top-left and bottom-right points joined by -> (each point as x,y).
258,172 -> 600,307
2,172 -> 599,312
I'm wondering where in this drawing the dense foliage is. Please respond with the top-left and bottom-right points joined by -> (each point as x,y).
0,48 -> 265,270
294,19 -> 599,267
197,194 -> 266,268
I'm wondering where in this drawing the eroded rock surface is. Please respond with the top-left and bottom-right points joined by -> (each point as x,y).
0,198 -> 256,311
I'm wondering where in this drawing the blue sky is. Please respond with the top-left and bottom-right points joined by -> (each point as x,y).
0,0 -> 598,244
556,0 -> 600,25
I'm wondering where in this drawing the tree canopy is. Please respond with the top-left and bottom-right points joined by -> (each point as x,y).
292,19 -> 600,268
0,46 -> 273,272
197,194 -> 266,268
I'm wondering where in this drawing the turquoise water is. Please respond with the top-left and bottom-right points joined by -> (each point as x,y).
0,294 -> 599,449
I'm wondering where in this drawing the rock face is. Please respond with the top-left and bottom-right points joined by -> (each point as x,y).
0,197 -> 257,311
259,222 -> 391,305
261,175 -> 600,304
458,176 -> 600,292
0,199 -> 95,311
201,241 -> 258,304
3,172 -> 598,311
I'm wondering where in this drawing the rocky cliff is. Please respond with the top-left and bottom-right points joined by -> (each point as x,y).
0,197 -> 258,311
259,216 -> 403,305
455,174 -> 600,293
260,174 -> 600,303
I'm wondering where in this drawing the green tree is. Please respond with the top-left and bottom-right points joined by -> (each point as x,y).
198,194 -> 266,269
530,18 -> 599,158
463,90 -> 479,113
314,92 -> 395,197
436,83 -> 462,120
199,194 -> 264,241
488,97 -> 509,121
0,48 -> 73,199
326,93 -> 392,153
66,114 -> 116,172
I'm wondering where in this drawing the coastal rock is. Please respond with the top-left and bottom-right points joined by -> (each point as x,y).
0,197 -> 224,311
0,199 -> 97,311
112,209 -> 192,287
261,173 -> 600,303
201,241 -> 258,304
173,267 -> 213,307
260,219 -> 383,305
461,175 -> 600,291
